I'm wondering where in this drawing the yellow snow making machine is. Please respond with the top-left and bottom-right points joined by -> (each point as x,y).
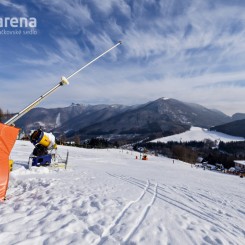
28,129 -> 69,169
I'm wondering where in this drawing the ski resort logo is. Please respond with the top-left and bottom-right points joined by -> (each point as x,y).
0,17 -> 38,36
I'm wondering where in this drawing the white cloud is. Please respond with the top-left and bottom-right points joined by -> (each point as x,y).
1,0 -> 245,116
37,0 -> 92,30
91,0 -> 131,17
0,0 -> 28,16
55,38 -> 85,62
19,52 -> 63,66
120,0 -> 245,65
85,32 -> 121,61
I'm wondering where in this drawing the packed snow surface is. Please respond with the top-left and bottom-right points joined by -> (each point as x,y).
1,140 -> 244,245
151,126 -> 245,143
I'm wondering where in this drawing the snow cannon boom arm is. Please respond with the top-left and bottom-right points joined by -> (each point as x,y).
4,41 -> 122,126
0,41 -> 122,201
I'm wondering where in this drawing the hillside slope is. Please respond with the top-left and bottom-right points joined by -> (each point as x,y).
151,126 -> 245,143
15,104 -> 130,134
1,140 -> 244,245
210,119 -> 245,138
70,98 -> 231,140
13,98 -> 231,141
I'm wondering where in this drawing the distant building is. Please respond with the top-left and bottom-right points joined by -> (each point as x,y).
234,160 -> 245,170
196,157 -> 204,163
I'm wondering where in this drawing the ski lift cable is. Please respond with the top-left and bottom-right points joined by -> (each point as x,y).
5,41 -> 122,126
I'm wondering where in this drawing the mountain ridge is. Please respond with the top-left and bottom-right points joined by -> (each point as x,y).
210,119 -> 245,138
13,97 -> 235,141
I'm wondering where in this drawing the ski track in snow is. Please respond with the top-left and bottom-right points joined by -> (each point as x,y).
95,176 -> 158,245
1,141 -> 244,245
94,174 -> 242,245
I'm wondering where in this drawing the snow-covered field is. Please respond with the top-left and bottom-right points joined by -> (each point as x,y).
1,140 -> 244,245
151,127 -> 245,143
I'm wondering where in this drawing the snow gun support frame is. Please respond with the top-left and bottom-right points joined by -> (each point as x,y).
28,147 -> 69,170
0,41 -> 122,201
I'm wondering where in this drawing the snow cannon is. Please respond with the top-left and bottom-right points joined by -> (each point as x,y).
30,129 -> 57,150
28,129 -> 69,169
28,129 -> 57,168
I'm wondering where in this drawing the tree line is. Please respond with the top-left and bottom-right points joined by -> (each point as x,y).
56,136 -> 119,149
133,140 -> 245,169
0,107 -> 12,123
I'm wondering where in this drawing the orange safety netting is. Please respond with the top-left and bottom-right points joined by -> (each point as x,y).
0,123 -> 19,201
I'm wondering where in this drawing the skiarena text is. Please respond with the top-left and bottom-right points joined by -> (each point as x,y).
0,17 -> 37,28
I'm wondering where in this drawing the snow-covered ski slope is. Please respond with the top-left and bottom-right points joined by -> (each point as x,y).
151,126 -> 245,143
1,140 -> 244,245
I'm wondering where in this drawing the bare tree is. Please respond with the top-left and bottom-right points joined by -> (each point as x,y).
0,107 -> 3,122
74,135 -> 80,146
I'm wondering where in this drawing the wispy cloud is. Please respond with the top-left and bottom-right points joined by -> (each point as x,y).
91,0 -> 131,17
36,0 -> 92,29
1,0 -> 245,116
0,0 -> 28,16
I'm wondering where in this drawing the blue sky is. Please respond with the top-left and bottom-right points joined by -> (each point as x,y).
0,0 -> 245,116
